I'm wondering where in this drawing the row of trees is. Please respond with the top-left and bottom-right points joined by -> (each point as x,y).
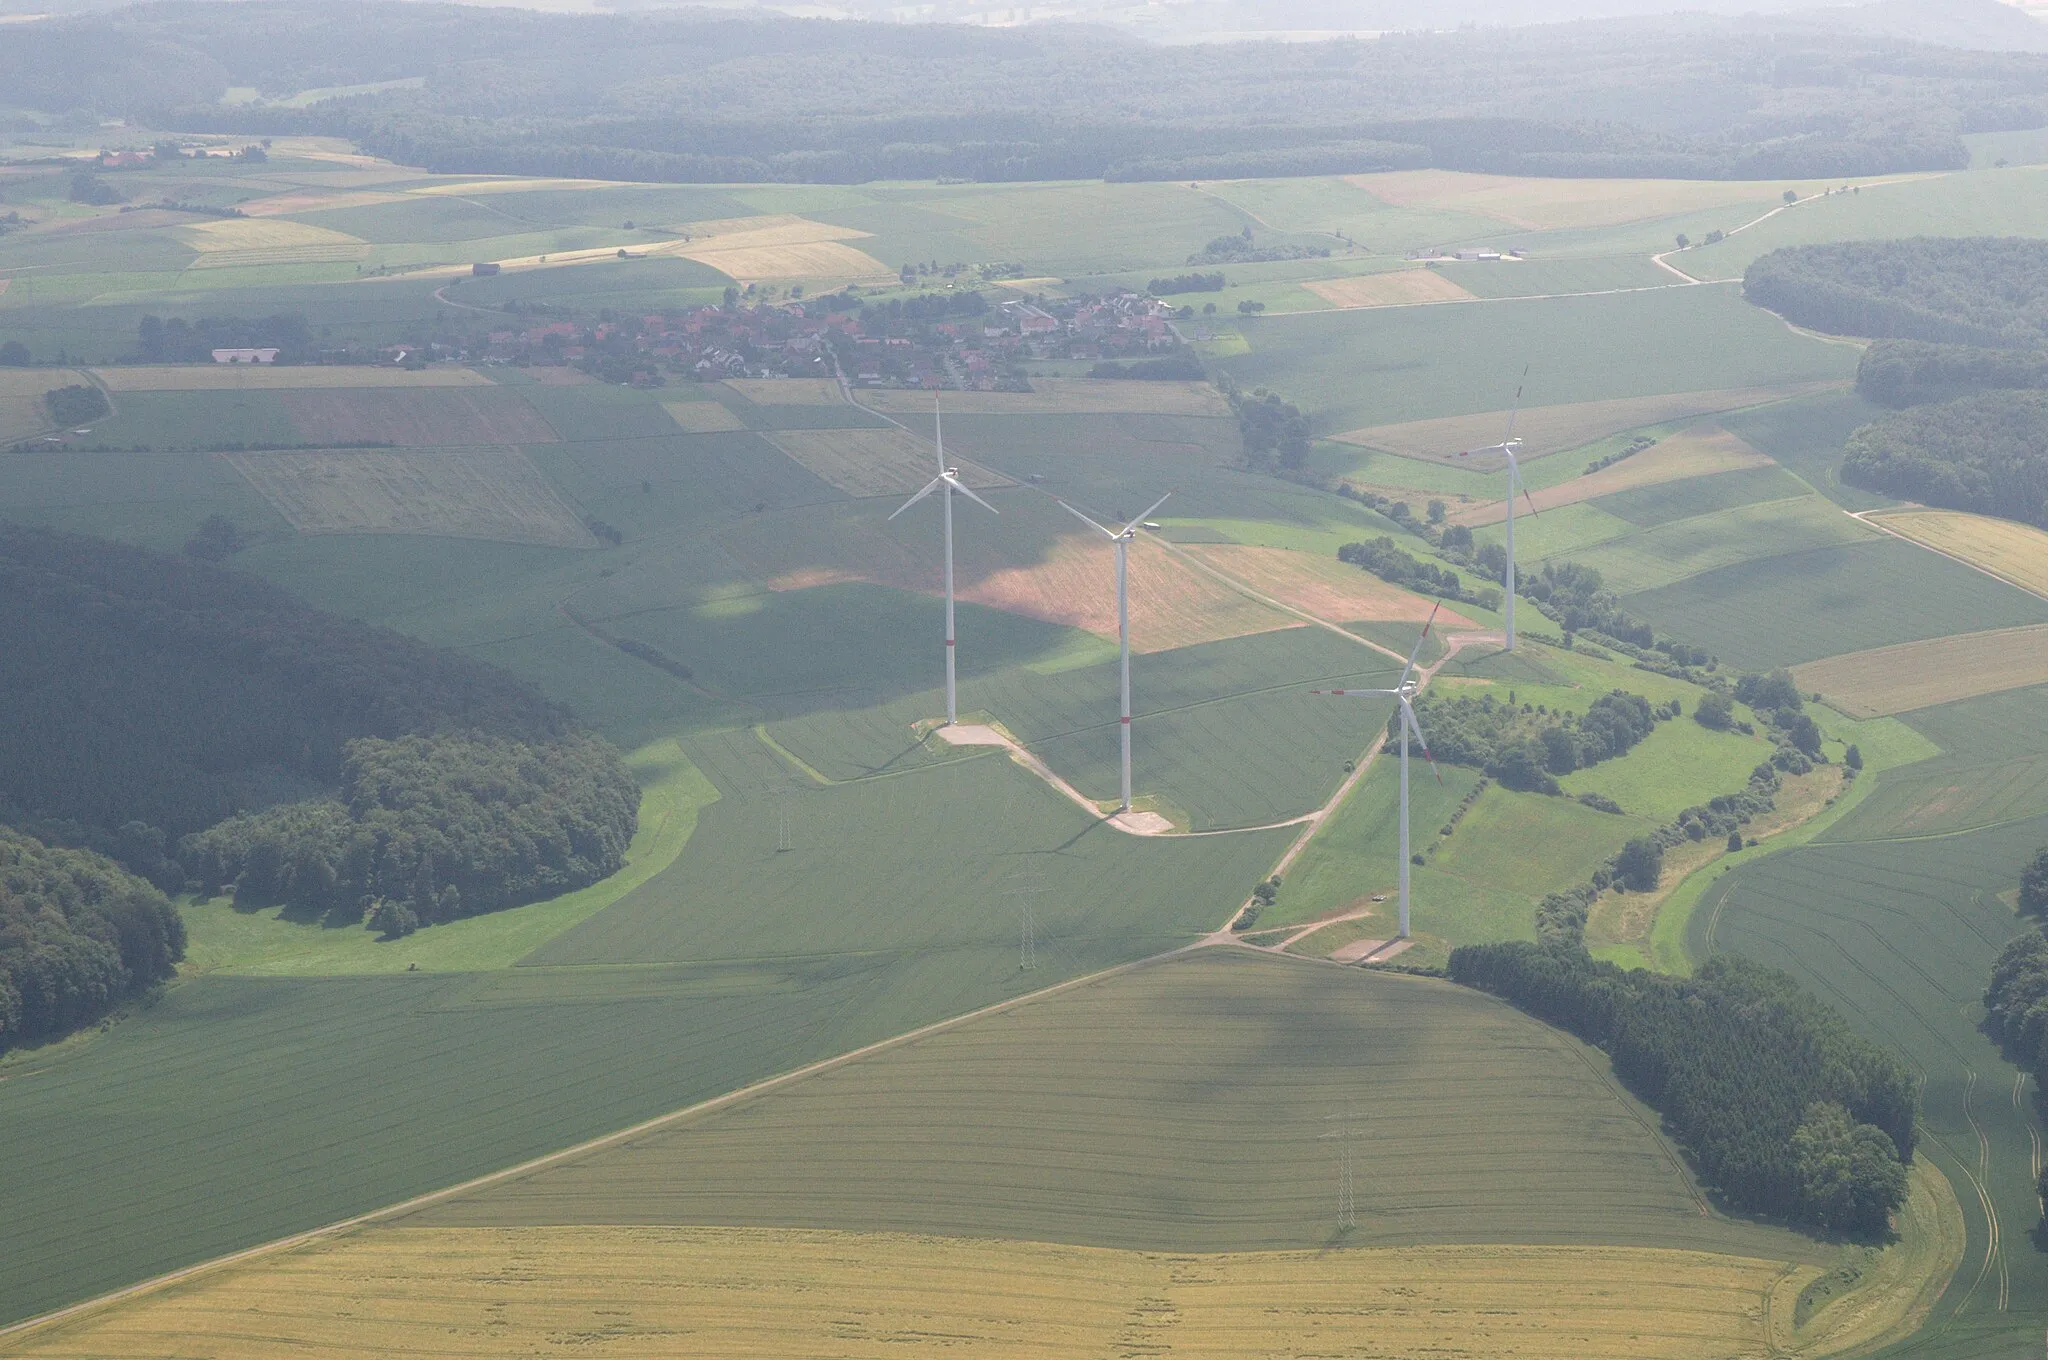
1516,561 -> 1655,648
1450,946 -> 1915,1236
1337,536 -> 1486,607
1841,390 -> 2048,529
1745,239 -> 2048,349
0,826 -> 184,1052
1401,689 -> 1666,793
180,731 -> 638,933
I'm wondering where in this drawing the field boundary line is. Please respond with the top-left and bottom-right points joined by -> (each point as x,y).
1852,510 -> 2048,606
0,943 -> 1211,1347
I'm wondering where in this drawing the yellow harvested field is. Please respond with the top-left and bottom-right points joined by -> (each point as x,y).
723,376 -> 845,405
661,400 -> 746,433
1793,623 -> 2048,718
1304,267 -> 1477,308
177,217 -> 369,268
861,379 -> 1231,417
682,239 -> 891,279
94,366 -> 493,391
765,427 -> 1009,498
1332,383 -> 1842,463
237,189 -> 411,217
1866,508 -> 2048,599
1184,544 -> 1476,627
225,446 -> 592,548
0,1226 -> 1817,1360
1349,169 -> 1796,231
1450,424 -> 1776,526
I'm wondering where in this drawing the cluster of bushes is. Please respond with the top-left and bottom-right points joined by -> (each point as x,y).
1228,385 -> 1310,471
1745,239 -> 2048,348
1856,340 -> 2048,409
1088,353 -> 1204,381
43,385 -> 109,427
0,825 -> 184,1052
1402,689 -> 1667,793
1449,945 -> 1915,1236
1338,536 -> 1486,606
180,731 -> 638,935
1517,561 -> 1654,648
1840,390 -> 2048,529
1188,228 -> 1330,266
1730,669 -> 1826,772
1146,272 -> 1224,295
0,526 -> 638,956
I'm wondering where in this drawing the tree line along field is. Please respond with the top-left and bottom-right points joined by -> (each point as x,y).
8,144 -> 2048,1355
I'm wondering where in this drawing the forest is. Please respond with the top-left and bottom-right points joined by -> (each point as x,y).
1450,945 -> 1916,1237
1840,390 -> 2048,527
1403,689 -> 1668,793
0,826 -> 185,1053
0,526 -> 637,938
1856,340 -> 2048,407
1745,239 -> 2048,348
8,3 -> 2044,184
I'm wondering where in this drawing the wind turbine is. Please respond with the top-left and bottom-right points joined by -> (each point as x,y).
1059,492 -> 1172,814
1312,604 -> 1442,939
1460,373 -> 1539,651
889,400 -> 997,726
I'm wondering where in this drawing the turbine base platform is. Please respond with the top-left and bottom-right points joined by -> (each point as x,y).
1329,937 -> 1415,965
934,723 -> 1007,747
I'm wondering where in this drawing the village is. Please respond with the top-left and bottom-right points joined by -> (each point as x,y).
474,287 -> 1190,388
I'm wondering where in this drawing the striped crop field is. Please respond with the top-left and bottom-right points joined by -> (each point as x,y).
1794,624 -> 2048,718
0,1229 -> 1828,1360
1866,509 -> 2048,600
1329,383 -> 1841,465
408,950 -> 1813,1258
859,379 -> 1231,417
1449,423 -> 1774,527
92,366 -> 495,391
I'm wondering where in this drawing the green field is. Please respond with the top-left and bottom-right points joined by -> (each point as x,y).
1591,463 -> 1811,528
1207,286 -> 1856,434
1621,539 -> 2048,670
1828,685 -> 2048,843
1560,493 -> 1876,594
1718,390 -> 1897,511
408,949 -> 1821,1260
1692,809 -> 2048,1358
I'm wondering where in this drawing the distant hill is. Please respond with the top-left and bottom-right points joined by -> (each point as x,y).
6,1 -> 2044,185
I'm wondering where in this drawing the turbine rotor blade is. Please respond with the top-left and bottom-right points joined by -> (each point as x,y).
1403,701 -> 1444,786
1505,450 -> 1539,517
1500,363 -> 1530,446
1400,601 -> 1442,682
934,397 -> 945,476
1059,501 -> 1118,539
1120,491 -> 1173,537
889,476 -> 945,520
1310,687 -> 1400,697
948,476 -> 999,515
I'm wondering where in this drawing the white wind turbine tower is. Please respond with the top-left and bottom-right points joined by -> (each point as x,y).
1460,374 -> 1539,651
1312,604 -> 1443,939
889,400 -> 997,726
1059,492 -> 1172,814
